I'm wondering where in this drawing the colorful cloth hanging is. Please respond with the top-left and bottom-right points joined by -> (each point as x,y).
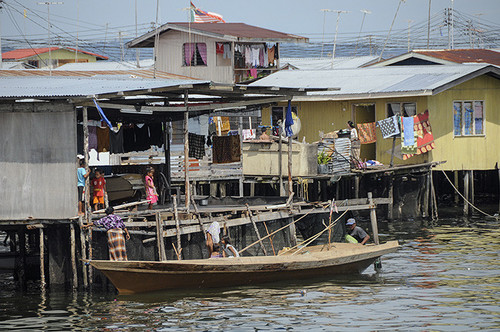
356,122 -> 377,144
402,110 -> 436,160
188,133 -> 206,159
212,135 -> 241,164
401,116 -> 417,155
377,115 -> 400,139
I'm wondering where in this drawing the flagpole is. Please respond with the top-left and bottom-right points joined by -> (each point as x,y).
153,0 -> 160,78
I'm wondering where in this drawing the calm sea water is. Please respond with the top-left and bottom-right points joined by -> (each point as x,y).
0,216 -> 499,331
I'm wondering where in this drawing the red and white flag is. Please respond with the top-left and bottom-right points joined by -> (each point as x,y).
190,2 -> 225,23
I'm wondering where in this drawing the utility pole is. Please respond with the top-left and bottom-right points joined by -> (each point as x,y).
427,0 -> 431,49
135,0 -> 140,67
118,31 -> 124,61
75,0 -> 79,62
451,0 -> 454,49
37,1 -> 64,75
354,9 -> 371,56
320,9 -> 333,58
407,19 -> 414,52
331,10 -> 349,68
0,0 -> 3,69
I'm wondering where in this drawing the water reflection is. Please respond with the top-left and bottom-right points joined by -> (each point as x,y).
0,217 -> 498,331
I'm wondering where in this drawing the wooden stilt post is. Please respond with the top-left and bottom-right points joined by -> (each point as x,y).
367,192 -> 379,245
88,226 -> 93,284
354,176 -> 360,199
246,204 -> 267,256
39,227 -> 45,290
430,170 -> 439,221
164,120 -> 172,203
82,106 -> 92,285
250,182 -> 255,197
498,167 -> 500,213
70,224 -> 77,289
17,230 -> 27,289
470,170 -> 475,209
454,170 -> 460,205
423,170 -> 430,218
464,170 -> 470,216
289,217 -> 297,247
389,136 -> 396,167
238,116 -> 244,197
173,195 -> 182,260
387,175 -> 394,221
287,101 -> 293,200
78,216 -> 88,288
156,212 -> 167,261
184,90 -> 190,211
279,118 -> 284,197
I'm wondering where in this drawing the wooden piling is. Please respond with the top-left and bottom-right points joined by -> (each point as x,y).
173,195 -> 182,260
39,227 -> 45,289
155,212 -> 167,261
70,223 -> 78,289
367,192 -> 380,245
389,136 -> 396,167
183,91 -> 190,211
454,170 -> 460,205
78,216 -> 88,287
279,118 -> 284,196
423,171 -> 430,218
470,170 -> 475,208
354,176 -> 360,199
387,175 -> 394,221
430,170 -> 439,221
498,168 -> 500,213
464,170 -> 470,216
289,217 -> 297,247
164,121 -> 172,203
82,106 -> 91,220
88,226 -> 93,284
246,204 -> 267,256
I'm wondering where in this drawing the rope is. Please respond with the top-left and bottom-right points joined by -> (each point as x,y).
440,170 -> 497,219
279,210 -> 349,256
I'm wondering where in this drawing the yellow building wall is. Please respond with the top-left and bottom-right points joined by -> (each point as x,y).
428,75 -> 500,171
31,49 -> 98,62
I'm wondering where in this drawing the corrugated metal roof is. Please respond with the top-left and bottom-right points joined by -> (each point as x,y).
251,64 -> 499,97
0,68 -> 193,80
414,49 -> 500,66
128,22 -> 308,48
2,47 -> 108,60
0,76 -> 208,99
55,59 -> 154,71
280,56 -> 378,70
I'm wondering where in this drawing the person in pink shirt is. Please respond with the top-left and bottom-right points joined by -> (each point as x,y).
145,167 -> 158,210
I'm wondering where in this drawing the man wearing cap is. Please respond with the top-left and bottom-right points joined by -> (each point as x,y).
346,218 -> 370,245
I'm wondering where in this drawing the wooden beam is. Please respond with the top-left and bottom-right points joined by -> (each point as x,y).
173,195 -> 182,260
368,192 -> 380,245
155,212 -> 167,261
78,216 -> 88,287
70,224 -> 78,289
184,91 -> 190,211
39,227 -> 45,290
246,204 -> 268,256
464,170 -> 470,216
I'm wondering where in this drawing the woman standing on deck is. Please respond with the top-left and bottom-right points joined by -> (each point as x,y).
145,167 -> 158,210
83,207 -> 130,261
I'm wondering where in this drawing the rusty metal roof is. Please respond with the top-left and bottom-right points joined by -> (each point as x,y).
0,69 -> 193,80
414,49 -> 500,65
2,47 -> 108,60
128,22 -> 308,48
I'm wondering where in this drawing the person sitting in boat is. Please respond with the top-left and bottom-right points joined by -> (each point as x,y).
83,207 -> 130,261
346,218 -> 370,245
206,221 -> 220,257
221,235 -> 240,258
209,243 -> 223,258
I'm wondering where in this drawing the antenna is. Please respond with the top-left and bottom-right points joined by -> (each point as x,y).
37,1 -> 64,75
331,10 -> 349,68
75,0 -> 79,63
320,9 -> 333,58
407,19 -> 414,52
451,0 -> 454,49
379,0 -> 405,62
354,9 -> 371,56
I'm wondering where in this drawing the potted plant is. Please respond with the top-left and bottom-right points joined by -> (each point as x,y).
317,150 -> 331,174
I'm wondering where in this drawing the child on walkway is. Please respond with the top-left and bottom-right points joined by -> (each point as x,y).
91,169 -> 106,211
77,159 -> 90,215
145,167 -> 158,209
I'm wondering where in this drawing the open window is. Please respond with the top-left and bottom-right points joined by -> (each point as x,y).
453,100 -> 484,136
183,43 -> 207,66
387,102 -> 416,117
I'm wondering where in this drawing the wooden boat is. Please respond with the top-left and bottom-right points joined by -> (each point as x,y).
89,241 -> 399,295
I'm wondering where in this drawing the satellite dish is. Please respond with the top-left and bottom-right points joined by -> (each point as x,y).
281,112 -> 301,138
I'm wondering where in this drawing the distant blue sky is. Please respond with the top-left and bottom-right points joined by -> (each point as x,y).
2,0 -> 499,44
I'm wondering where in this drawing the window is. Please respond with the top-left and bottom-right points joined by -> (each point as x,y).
215,42 -> 231,66
183,43 -> 207,66
271,106 -> 298,136
453,101 -> 484,136
387,102 -> 416,117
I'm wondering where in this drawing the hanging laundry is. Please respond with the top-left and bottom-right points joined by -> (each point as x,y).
249,68 -> 257,78
97,127 -> 110,152
148,123 -> 164,147
110,128 -> 124,154
88,126 -> 98,151
251,47 -> 260,67
245,46 -> 252,67
268,45 -> 275,66
242,129 -> 256,140
377,115 -> 400,139
223,43 -> 231,59
134,124 -> 150,151
216,42 -> 224,54
356,122 -> 377,144
214,116 -> 231,133
123,125 -> 136,152
403,110 -> 436,160
401,116 -> 417,156
212,135 -> 241,164
188,132 -> 206,159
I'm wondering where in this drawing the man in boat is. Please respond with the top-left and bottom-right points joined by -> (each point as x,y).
346,218 -> 370,245
83,207 -> 130,261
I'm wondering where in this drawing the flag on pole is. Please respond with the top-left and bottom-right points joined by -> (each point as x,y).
93,99 -> 116,132
190,1 -> 225,23
285,101 -> 294,137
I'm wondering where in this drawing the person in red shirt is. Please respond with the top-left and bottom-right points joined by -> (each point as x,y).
91,169 -> 107,211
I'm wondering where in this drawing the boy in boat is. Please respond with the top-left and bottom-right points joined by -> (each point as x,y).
205,221 -> 220,257
83,207 -> 130,261
221,235 -> 239,257
346,218 -> 370,245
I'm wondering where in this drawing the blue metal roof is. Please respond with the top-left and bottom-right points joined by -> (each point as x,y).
0,76 -> 209,99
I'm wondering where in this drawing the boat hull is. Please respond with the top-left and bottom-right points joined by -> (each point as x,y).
89,241 -> 399,295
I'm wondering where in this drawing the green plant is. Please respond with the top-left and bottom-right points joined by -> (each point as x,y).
317,150 -> 331,165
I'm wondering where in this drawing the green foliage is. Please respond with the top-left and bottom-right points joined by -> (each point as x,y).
317,150 -> 331,165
